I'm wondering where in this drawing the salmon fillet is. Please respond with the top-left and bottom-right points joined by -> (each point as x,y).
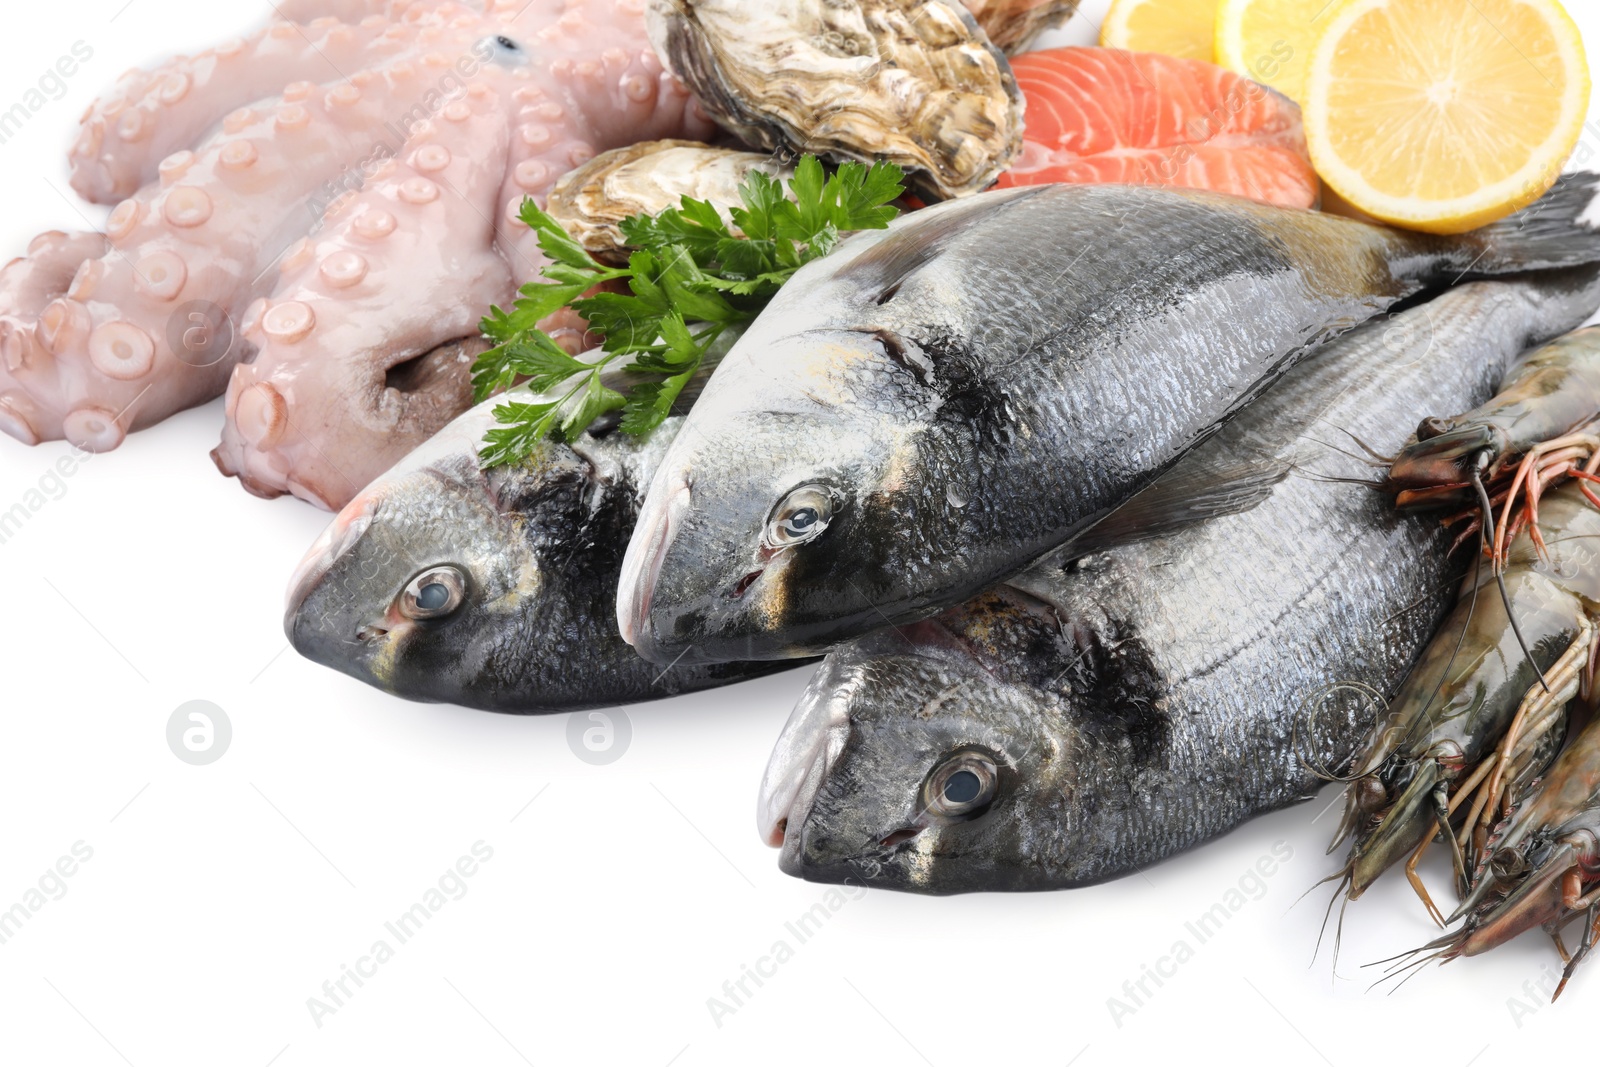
997,47 -> 1319,209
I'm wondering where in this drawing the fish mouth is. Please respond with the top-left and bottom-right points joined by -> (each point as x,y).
762,665 -> 910,887
617,475 -> 691,662
775,750 -> 827,875
283,493 -> 387,676
284,494 -> 377,628
759,658 -> 856,847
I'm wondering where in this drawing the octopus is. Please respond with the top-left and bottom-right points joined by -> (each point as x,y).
0,0 -> 714,509
0,0 -> 1029,511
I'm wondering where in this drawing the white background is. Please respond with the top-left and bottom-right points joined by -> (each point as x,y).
2,1 -> 1598,1064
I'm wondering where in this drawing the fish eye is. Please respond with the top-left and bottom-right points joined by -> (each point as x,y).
924,751 -> 998,819
496,35 -> 520,51
764,485 -> 835,549
944,770 -> 981,804
400,565 -> 466,621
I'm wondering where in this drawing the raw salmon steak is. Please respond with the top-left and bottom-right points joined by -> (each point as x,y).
997,48 -> 1319,209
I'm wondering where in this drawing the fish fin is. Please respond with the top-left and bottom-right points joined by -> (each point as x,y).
839,186 -> 1049,302
1458,172 -> 1600,276
1053,456 -> 1292,560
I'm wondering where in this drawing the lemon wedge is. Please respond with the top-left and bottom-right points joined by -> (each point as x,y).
1100,0 -> 1220,62
1304,0 -> 1589,233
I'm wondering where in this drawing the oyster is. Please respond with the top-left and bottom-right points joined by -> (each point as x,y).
645,0 -> 1023,200
963,0 -> 1080,52
547,140 -> 793,263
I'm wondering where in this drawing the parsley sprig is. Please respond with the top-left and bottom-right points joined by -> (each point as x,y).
473,155 -> 905,467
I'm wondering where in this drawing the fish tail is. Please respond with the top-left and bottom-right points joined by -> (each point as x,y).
1453,172 -> 1600,275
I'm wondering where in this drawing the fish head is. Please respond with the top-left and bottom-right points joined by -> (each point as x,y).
759,630 -> 1060,893
284,404 -> 648,711
619,328 -> 956,664
283,425 -> 540,707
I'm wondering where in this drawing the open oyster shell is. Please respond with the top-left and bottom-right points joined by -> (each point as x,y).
547,140 -> 793,264
963,0 -> 1080,52
645,0 -> 1023,201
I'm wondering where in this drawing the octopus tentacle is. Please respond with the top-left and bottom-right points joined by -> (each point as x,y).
0,232 -> 111,446
491,1 -> 713,286
273,0 -> 426,22
4,58 -> 488,451
213,89 -> 516,509
9,0 -> 726,502
213,0 -> 717,506
69,15 -> 429,204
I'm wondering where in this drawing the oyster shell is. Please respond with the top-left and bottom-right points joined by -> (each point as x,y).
963,0 -> 1080,52
547,140 -> 793,264
645,0 -> 1022,201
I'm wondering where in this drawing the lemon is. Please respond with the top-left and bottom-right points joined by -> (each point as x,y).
1304,0 -> 1589,233
1215,0 -> 1330,104
1099,0 -> 1219,62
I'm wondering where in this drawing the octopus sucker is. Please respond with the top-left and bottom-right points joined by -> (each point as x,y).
5,0 -> 722,508
70,13 -> 405,203
211,92 -> 517,507
8,0 -> 1031,506
3,40 -> 505,451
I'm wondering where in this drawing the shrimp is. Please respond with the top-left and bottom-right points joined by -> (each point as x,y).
1403,711 -> 1600,1000
1391,325 -> 1600,566
1332,482 -> 1600,923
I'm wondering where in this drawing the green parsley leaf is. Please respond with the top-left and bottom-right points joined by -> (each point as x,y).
478,398 -> 562,467
558,374 -> 626,440
473,155 -> 906,466
828,159 -> 905,230
523,199 -> 608,272
619,368 -> 696,436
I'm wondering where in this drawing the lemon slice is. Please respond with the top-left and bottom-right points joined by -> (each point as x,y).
1215,0 -> 1329,104
1099,0 -> 1219,62
1305,0 -> 1589,233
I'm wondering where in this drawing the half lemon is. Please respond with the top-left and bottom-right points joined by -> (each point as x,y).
1304,0 -> 1590,234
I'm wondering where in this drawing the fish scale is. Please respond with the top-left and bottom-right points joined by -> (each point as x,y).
759,270 -> 1600,891
283,329 -> 796,711
621,177 -> 1600,665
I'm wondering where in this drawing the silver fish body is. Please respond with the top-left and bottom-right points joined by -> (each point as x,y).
619,177 -> 1600,665
285,345 -> 791,712
759,271 -> 1600,892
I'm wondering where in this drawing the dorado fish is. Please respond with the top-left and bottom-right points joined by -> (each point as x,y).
618,175 -> 1600,665
284,336 -> 793,712
758,270 -> 1600,891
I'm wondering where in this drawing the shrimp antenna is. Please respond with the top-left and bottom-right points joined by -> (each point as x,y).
1339,426 -> 1397,465
1412,522 -> 1485,736
1289,467 -> 1389,490
1376,950 -> 1446,995
1472,453 -> 1550,694
1303,434 -> 1393,469
1304,866 -> 1353,973
1294,682 -> 1386,782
